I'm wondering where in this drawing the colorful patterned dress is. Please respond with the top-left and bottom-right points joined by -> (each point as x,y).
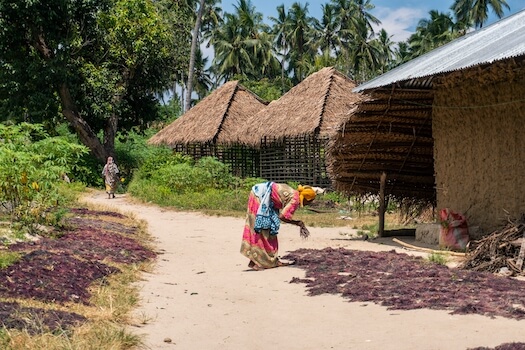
240,182 -> 300,268
102,162 -> 120,195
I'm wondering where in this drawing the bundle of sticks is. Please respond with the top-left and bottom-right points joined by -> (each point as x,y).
460,216 -> 525,275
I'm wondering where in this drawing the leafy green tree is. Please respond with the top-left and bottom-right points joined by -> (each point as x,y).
234,75 -> 290,102
0,0 -> 191,163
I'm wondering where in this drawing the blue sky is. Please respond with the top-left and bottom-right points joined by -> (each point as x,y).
220,0 -> 525,42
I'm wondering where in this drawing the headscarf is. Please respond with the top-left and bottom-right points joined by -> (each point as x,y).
298,185 -> 316,207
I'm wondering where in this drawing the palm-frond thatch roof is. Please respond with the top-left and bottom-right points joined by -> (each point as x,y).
326,86 -> 435,200
237,67 -> 363,147
148,81 -> 268,147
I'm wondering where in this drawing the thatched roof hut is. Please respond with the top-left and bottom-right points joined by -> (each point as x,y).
149,80 -> 267,146
149,81 -> 268,177
237,67 -> 362,187
327,9 -> 525,236
326,87 -> 435,200
239,66 -> 362,146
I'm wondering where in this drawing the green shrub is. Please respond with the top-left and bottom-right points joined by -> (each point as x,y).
136,151 -> 192,180
0,123 -> 89,234
195,157 -> 237,189
324,191 -> 350,205
152,163 -> 212,193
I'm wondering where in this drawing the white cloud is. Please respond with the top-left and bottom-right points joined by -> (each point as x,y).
373,7 -> 425,43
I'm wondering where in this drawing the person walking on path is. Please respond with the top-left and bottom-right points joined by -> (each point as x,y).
102,156 -> 120,199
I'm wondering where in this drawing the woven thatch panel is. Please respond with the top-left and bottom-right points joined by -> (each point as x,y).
260,135 -> 331,187
174,143 -> 260,178
433,58 -> 525,233
238,67 -> 362,147
327,87 -> 435,200
149,81 -> 267,146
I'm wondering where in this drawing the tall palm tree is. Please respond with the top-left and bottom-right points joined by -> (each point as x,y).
269,4 -> 290,91
234,0 -> 266,39
407,10 -> 459,58
451,0 -> 510,29
354,0 -> 381,31
331,0 -> 380,78
250,31 -> 282,79
201,0 -> 223,40
192,48 -> 213,100
393,41 -> 412,66
285,2 -> 318,83
185,0 -> 206,112
210,13 -> 253,80
209,0 -> 275,81
371,28 -> 394,74
345,18 -> 380,82
313,3 -> 341,57
269,4 -> 289,55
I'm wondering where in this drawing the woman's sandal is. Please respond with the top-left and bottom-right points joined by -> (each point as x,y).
248,261 -> 263,271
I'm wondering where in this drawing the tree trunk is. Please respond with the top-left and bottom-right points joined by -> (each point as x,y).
184,0 -> 205,112
32,31 -> 111,164
58,83 -> 108,163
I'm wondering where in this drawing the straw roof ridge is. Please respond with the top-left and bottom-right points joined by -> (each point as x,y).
238,67 -> 361,146
316,68 -> 337,135
148,81 -> 268,147
212,82 -> 239,144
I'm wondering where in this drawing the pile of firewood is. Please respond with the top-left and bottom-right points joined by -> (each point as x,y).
460,216 -> 525,275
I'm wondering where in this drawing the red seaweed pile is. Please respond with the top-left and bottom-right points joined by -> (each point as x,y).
284,247 -> 525,320
469,344 -> 525,350
0,207 -> 156,332
0,301 -> 86,334
9,219 -> 155,265
0,250 -> 119,304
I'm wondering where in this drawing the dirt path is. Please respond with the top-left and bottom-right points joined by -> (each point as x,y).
82,191 -> 525,350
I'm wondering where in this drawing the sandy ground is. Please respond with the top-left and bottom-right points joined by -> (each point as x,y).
82,191 -> 525,350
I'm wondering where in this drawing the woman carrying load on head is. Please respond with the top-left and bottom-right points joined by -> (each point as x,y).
102,156 -> 120,199
240,182 -> 317,271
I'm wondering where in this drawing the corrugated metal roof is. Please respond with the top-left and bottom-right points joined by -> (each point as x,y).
355,8 -> 525,92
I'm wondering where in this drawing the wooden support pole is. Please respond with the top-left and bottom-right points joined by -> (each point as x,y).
392,238 -> 466,257
378,172 -> 387,237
